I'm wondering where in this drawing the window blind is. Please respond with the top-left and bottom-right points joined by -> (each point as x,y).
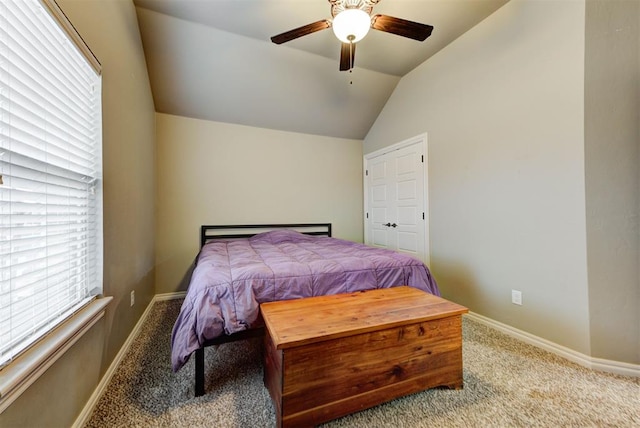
0,0 -> 102,367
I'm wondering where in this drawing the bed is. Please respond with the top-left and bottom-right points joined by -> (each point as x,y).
171,223 -> 440,396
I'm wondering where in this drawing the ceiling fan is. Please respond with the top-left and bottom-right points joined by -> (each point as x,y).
271,0 -> 434,71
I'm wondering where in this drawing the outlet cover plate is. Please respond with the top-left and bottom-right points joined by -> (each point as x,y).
511,289 -> 522,305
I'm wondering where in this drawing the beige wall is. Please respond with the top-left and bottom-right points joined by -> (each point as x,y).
0,0 -> 156,426
365,0 -> 594,356
365,0 -> 640,365
585,0 -> 640,363
155,113 -> 363,294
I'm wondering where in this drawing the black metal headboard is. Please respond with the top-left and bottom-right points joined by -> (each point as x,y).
200,223 -> 332,247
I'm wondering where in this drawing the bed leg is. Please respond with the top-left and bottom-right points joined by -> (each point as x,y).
195,347 -> 205,397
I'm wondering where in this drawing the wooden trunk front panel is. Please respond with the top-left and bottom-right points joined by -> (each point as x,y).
265,315 -> 463,427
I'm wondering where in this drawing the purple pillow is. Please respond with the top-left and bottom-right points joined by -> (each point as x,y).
249,229 -> 315,244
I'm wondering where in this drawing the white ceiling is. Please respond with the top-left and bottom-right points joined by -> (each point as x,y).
133,0 -> 509,139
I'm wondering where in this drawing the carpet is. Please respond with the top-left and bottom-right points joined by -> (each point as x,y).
85,299 -> 639,427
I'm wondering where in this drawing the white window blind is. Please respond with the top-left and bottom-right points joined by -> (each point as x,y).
0,0 -> 102,367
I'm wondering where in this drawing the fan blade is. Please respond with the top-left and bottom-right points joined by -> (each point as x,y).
339,42 -> 356,71
371,14 -> 433,41
271,20 -> 331,44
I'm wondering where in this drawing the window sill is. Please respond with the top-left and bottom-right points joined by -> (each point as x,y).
0,296 -> 113,413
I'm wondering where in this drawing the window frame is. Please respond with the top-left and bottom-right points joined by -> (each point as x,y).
0,0 -> 109,412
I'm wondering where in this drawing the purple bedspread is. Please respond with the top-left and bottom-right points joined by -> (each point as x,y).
170,230 -> 440,371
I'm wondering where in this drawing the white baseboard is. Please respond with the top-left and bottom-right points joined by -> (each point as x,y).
466,312 -> 640,378
72,292 -> 184,428
154,291 -> 187,301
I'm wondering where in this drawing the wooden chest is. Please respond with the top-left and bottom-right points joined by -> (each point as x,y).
261,286 -> 468,427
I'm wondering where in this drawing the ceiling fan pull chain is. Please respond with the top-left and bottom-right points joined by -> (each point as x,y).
350,40 -> 353,70
349,39 -> 354,84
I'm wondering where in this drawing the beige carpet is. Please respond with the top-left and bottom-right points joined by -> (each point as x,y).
85,299 -> 639,427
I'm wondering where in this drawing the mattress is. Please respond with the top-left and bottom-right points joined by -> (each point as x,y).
170,229 -> 440,371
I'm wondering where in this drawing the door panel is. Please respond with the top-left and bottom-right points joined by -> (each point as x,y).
396,152 -> 415,175
397,206 -> 418,225
372,230 -> 389,247
372,185 -> 387,202
371,206 -> 388,246
397,180 -> 417,200
368,155 -> 393,249
397,231 -> 418,254
371,207 -> 387,223
370,161 -> 386,179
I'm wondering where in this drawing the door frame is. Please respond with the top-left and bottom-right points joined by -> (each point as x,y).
363,133 -> 430,265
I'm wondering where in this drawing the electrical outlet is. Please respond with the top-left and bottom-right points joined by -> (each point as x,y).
130,290 -> 135,307
511,289 -> 522,305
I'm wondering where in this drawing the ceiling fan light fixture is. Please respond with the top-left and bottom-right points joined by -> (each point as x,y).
332,8 -> 371,43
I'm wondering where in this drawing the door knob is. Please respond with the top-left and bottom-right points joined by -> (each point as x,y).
391,223 -> 397,228
384,222 -> 391,227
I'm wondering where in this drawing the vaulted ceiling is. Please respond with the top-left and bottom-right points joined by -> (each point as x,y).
133,0 -> 509,139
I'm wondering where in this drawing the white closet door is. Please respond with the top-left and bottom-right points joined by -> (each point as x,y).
365,135 -> 429,263
391,143 -> 425,258
368,154 -> 394,249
